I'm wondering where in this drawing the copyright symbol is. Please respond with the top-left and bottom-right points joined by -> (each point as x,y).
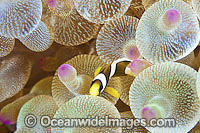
24,114 -> 37,128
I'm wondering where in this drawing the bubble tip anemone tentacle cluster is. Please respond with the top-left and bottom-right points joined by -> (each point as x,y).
129,59 -> 152,76
123,40 -> 141,60
0,0 -> 42,38
47,0 -> 57,8
136,0 -> 199,63
52,95 -> 122,132
57,63 -> 92,96
129,62 -> 200,132
157,8 -> 182,32
57,64 -> 77,83
141,104 -> 164,122
1,0 -> 200,132
163,8 -> 182,27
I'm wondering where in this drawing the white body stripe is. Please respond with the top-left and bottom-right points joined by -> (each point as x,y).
110,57 -> 132,79
110,62 -> 117,79
93,73 -> 107,91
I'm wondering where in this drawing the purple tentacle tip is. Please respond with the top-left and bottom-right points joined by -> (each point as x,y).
130,59 -> 151,76
47,0 -> 56,8
163,8 -> 182,27
57,64 -> 76,83
125,45 -> 140,60
141,106 -> 156,122
0,114 -> 11,125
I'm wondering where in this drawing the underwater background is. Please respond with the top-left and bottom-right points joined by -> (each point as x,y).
0,0 -> 200,132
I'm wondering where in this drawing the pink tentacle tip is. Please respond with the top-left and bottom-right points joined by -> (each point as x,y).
125,45 -> 140,60
57,64 -> 76,82
0,114 -> 11,125
141,107 -> 156,122
163,8 -> 182,27
130,59 -> 151,76
47,0 -> 56,8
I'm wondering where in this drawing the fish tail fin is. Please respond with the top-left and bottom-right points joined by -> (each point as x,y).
94,66 -> 102,77
104,87 -> 120,99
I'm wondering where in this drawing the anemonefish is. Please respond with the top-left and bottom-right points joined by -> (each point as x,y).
89,58 -> 133,98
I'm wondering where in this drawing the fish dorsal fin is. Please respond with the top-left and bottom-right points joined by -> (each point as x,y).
104,87 -> 120,99
94,66 -> 102,77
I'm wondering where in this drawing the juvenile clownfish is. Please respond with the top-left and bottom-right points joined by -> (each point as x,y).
89,58 -> 132,98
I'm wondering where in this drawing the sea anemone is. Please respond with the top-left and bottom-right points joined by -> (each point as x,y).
142,0 -> 192,10
129,59 -> 152,76
16,95 -> 58,132
0,90 -> 23,113
38,57 -> 60,72
192,0 -> 200,21
176,51 -> 195,68
0,54 -> 32,102
41,0 -> 56,41
18,21 -> 52,52
73,0 -> 132,24
136,0 -> 199,64
51,69 -> 75,107
48,0 -> 74,17
0,36 -> 15,57
0,0 -> 42,38
52,95 -> 121,132
38,46 -> 81,72
120,111 -> 149,132
125,0 -> 145,19
57,64 -> 92,95
142,0 -> 156,9
0,93 -> 35,125
52,54 -> 119,107
129,62 -> 200,132
112,76 -> 134,106
41,0 -> 55,22
30,76 -> 53,96
197,68 -> 200,99
14,126 -> 34,133
3,76 -> 55,125
51,8 -> 100,46
96,15 -> 140,64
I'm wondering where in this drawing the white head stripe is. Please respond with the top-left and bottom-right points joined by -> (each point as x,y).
110,58 -> 132,78
93,73 -> 107,91
125,67 -> 131,75
113,57 -> 132,64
